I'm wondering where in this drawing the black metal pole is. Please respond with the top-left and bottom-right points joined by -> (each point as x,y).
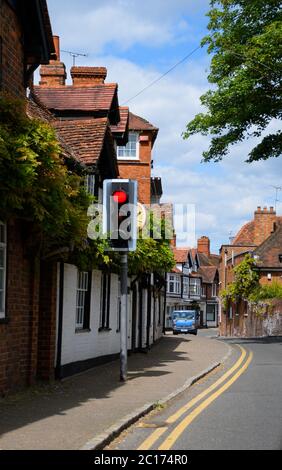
120,254 -> 128,382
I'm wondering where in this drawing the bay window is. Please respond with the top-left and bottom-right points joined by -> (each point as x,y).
183,276 -> 189,297
190,278 -> 201,297
167,274 -> 181,295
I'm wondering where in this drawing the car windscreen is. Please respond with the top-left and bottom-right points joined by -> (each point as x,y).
173,312 -> 195,320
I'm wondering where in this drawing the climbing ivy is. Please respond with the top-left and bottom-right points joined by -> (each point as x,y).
221,254 -> 260,309
0,96 -> 108,267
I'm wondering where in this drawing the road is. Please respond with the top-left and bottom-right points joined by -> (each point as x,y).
109,332 -> 282,450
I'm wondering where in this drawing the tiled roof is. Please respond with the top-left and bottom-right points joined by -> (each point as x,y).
27,99 -> 77,160
232,216 -> 282,246
53,118 -> 109,165
33,84 -> 118,113
111,107 -> 129,134
198,266 -> 218,284
172,248 -> 190,264
232,221 -> 255,245
129,112 -> 158,145
129,112 -> 158,131
198,252 -> 220,267
26,98 -> 54,123
254,224 -> 282,268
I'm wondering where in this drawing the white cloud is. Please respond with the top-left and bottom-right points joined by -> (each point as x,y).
43,0 -> 281,252
47,0 -> 210,54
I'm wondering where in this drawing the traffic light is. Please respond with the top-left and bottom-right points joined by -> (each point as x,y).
103,179 -> 138,252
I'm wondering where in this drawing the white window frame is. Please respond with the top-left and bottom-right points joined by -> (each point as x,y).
85,174 -> 96,197
76,271 -> 89,330
167,274 -> 181,295
212,283 -> 217,298
0,222 -> 7,320
190,278 -> 201,297
117,132 -> 140,160
183,276 -> 189,297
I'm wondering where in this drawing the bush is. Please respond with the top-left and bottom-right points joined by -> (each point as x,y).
250,282 -> 282,302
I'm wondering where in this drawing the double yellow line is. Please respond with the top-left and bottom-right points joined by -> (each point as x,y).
138,345 -> 253,451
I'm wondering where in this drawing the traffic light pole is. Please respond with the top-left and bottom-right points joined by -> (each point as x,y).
120,253 -> 128,382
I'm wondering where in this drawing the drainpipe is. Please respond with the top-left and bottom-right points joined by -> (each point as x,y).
55,262 -> 64,379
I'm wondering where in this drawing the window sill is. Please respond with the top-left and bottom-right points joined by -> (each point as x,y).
75,328 -> 91,334
98,327 -> 112,333
0,317 -> 9,325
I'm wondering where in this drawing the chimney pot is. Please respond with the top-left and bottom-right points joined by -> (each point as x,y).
53,36 -> 60,61
39,35 -> 67,87
71,67 -> 107,86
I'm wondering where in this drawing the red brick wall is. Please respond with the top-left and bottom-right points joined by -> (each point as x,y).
0,220 -> 40,395
0,1 -> 25,97
118,132 -> 153,205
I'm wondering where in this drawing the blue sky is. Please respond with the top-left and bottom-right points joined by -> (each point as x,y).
44,0 -> 282,252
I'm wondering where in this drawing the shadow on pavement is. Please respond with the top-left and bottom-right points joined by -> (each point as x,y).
0,335 -> 191,437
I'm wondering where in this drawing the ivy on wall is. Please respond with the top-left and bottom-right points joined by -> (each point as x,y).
0,96 -> 174,275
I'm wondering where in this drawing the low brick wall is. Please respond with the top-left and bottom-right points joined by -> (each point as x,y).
220,299 -> 282,338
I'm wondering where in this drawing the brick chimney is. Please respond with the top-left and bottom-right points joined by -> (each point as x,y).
170,233 -> 177,248
254,206 -> 277,245
71,67 -> 107,86
197,236 -> 210,257
39,36 -> 67,87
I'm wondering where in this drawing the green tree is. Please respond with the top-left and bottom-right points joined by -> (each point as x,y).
128,212 -> 175,275
184,0 -> 282,163
221,254 -> 260,308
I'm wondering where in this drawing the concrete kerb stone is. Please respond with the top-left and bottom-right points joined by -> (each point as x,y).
81,341 -> 232,451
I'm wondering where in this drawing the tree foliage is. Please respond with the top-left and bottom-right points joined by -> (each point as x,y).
0,96 -> 174,275
184,0 -> 282,163
0,96 -> 107,267
221,254 -> 260,308
128,212 -> 175,275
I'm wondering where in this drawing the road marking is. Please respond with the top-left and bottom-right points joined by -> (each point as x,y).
166,345 -> 246,424
137,427 -> 167,451
137,344 -> 246,451
158,349 -> 253,450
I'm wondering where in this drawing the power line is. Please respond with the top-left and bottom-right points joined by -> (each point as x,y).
121,45 -> 202,106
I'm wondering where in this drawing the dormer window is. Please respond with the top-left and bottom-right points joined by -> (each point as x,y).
117,132 -> 139,160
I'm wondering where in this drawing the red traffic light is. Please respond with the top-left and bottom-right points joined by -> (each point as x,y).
112,190 -> 128,204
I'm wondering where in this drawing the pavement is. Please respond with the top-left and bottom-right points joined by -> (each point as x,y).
0,330 -> 229,450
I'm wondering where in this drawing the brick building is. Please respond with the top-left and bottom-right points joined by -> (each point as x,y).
219,207 -> 282,336
117,112 -> 158,205
166,237 -> 220,329
0,0 -> 55,395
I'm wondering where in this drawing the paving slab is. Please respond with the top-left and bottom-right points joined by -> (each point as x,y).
0,331 -> 229,450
